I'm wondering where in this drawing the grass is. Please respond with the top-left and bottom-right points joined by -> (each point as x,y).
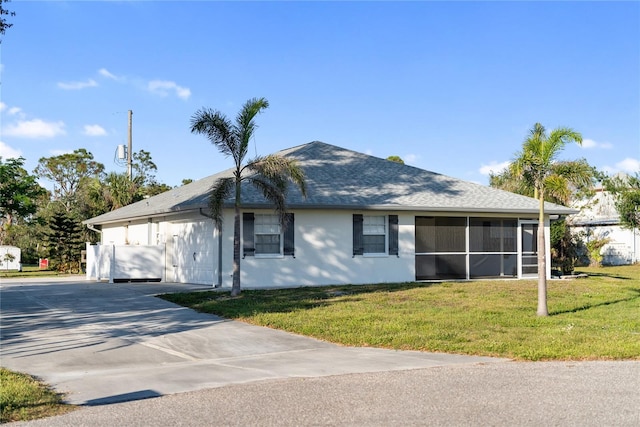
161,264 -> 640,361
0,368 -> 76,423
0,265 -> 81,279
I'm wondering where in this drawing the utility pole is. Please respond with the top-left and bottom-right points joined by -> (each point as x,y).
127,110 -> 133,180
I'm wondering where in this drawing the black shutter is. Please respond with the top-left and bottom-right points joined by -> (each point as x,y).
283,213 -> 295,257
389,215 -> 399,257
243,213 -> 255,257
353,214 -> 364,256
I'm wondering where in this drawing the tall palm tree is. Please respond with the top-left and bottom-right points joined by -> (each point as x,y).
512,123 -> 583,316
490,158 -> 596,205
190,98 -> 307,296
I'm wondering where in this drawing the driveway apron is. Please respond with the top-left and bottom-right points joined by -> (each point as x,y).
0,278 -> 504,405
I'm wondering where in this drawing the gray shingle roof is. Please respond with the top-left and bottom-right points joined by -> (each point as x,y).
85,141 -> 576,225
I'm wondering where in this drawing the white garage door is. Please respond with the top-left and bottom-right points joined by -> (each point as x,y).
170,220 -> 216,285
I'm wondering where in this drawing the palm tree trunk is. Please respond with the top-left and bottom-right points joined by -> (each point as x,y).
231,177 -> 242,297
231,203 -> 241,296
537,194 -> 548,316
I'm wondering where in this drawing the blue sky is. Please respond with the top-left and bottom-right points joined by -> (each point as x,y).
2,1 -> 639,189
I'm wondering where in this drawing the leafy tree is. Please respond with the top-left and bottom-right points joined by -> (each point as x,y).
604,173 -> 640,230
0,157 -> 46,245
131,149 -> 172,197
511,123 -> 583,316
550,219 -> 579,275
44,208 -> 84,273
190,97 -> 307,296
34,149 -> 105,212
132,149 -> 157,185
145,182 -> 173,197
386,155 -> 405,164
101,172 -> 143,210
582,231 -> 611,267
181,179 -> 194,186
0,0 -> 15,43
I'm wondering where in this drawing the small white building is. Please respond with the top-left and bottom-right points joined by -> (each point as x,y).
569,188 -> 639,265
0,246 -> 22,271
83,142 -> 577,287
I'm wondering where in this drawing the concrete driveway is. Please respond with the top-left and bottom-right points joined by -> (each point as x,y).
0,277 -> 503,406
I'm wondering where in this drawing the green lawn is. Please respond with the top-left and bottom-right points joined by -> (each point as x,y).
0,368 -> 75,423
162,264 -> 640,361
0,265 -> 81,279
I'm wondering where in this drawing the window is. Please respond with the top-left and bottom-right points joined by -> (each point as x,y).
255,214 -> 281,255
353,214 -> 399,256
363,215 -> 385,254
243,213 -> 295,257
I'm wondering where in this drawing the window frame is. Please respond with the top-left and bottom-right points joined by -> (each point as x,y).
243,212 -> 295,259
362,214 -> 387,256
254,214 -> 283,257
353,214 -> 399,257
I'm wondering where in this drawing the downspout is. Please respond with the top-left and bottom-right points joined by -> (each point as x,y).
86,223 -> 102,242
200,208 -> 222,288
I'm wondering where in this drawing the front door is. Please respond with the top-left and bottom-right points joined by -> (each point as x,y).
520,222 -> 538,277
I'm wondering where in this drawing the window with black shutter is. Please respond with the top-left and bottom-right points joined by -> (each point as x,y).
353,214 -> 364,256
243,212 -> 294,257
283,213 -> 295,257
388,215 -> 399,256
243,213 -> 255,257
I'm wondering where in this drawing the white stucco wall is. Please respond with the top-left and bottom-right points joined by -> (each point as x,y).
94,209 -> 554,287
0,246 -> 21,270
230,210 -> 413,288
572,224 -> 638,265
569,188 -> 638,265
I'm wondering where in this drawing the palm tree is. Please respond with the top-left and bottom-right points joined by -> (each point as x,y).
190,98 -> 307,296
490,158 -> 596,205
512,123 -> 583,316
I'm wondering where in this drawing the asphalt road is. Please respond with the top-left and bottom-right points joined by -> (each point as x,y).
13,361 -> 640,426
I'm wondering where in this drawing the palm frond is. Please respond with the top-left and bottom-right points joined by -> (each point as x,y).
544,175 -> 572,205
190,108 -> 237,159
247,175 -> 287,225
208,177 -> 234,230
235,98 -> 269,164
489,166 -> 534,198
551,159 -> 596,198
247,155 -> 307,198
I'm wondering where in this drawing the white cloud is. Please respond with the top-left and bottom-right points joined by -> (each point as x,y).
0,103 -> 24,118
0,141 -> 22,159
57,79 -> 98,90
3,119 -> 66,138
404,154 -> 420,165
8,107 -> 23,116
581,138 -> 613,149
616,158 -> 640,173
83,124 -> 107,136
479,160 -> 510,176
147,80 -> 191,100
98,68 -> 119,80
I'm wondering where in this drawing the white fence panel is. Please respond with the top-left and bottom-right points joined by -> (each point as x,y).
85,243 -> 164,282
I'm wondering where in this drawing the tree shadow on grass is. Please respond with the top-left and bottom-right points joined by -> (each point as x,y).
550,287 -> 640,316
159,282 -> 437,318
573,271 -> 632,280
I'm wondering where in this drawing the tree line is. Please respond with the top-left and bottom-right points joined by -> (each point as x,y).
0,149 -> 181,271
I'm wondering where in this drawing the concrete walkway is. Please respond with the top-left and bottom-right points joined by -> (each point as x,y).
0,278 -> 503,406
